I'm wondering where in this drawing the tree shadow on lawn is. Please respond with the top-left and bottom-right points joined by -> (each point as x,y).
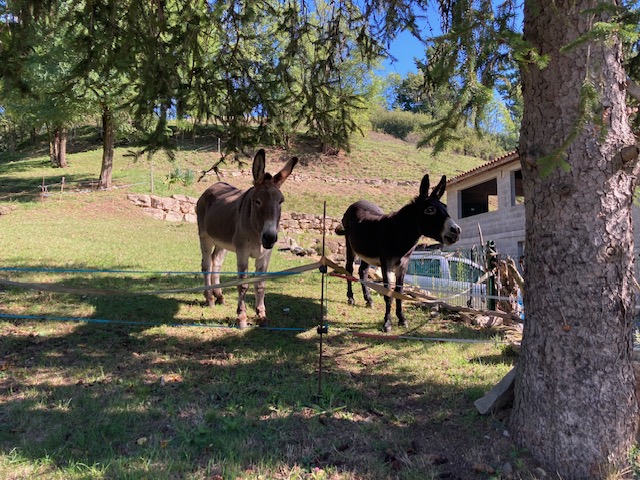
0,172 -> 105,203
0,316 -> 532,479
0,268 -> 535,478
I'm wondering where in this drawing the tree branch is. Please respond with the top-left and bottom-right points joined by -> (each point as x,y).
628,76 -> 640,102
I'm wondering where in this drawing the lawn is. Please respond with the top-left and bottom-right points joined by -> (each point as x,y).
0,133 -> 545,479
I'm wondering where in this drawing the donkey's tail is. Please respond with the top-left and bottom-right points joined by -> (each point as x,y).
334,224 -> 346,236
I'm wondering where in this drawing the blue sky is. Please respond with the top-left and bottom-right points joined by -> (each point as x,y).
380,30 -> 423,77
378,6 -> 523,78
376,7 -> 445,77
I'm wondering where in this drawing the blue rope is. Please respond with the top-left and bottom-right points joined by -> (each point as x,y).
0,313 -> 308,332
0,266 -> 305,276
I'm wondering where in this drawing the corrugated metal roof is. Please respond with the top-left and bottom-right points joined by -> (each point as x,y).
447,151 -> 519,186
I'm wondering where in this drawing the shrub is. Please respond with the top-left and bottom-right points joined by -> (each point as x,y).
417,121 -> 508,160
456,131 -> 506,160
369,108 -> 431,140
166,167 -> 196,188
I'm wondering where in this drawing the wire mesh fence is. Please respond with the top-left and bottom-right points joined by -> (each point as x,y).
405,245 -> 490,309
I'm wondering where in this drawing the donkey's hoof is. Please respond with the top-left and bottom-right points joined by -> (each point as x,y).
382,325 -> 392,333
398,320 -> 409,328
237,312 -> 248,329
257,317 -> 269,328
205,299 -> 216,308
347,298 -> 356,306
215,297 -> 225,306
366,300 -> 374,308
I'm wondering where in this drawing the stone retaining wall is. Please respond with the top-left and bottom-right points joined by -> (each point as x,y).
126,193 -> 342,234
127,193 -> 347,259
127,194 -> 198,223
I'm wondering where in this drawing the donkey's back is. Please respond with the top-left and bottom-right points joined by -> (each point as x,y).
339,200 -> 400,266
196,182 -> 245,251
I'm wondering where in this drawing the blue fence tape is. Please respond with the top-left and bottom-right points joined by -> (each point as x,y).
0,266 -> 303,276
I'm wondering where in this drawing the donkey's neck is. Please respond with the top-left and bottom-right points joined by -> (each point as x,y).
383,201 -> 423,255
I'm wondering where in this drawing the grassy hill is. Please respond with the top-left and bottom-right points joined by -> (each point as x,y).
0,129 -> 487,219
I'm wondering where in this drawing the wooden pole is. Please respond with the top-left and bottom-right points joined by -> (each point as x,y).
150,162 -> 155,194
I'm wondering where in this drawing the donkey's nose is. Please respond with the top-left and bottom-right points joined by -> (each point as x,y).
443,220 -> 461,245
262,231 -> 278,249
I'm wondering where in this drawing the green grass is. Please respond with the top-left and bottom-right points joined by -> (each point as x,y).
0,130 -> 486,217
0,133 -> 540,479
348,134 -> 485,180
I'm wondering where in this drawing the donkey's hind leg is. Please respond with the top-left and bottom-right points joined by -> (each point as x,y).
345,244 -> 356,306
358,261 -> 374,308
210,245 -> 227,305
200,236 -> 216,307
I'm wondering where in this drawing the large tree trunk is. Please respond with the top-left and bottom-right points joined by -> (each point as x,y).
98,106 -> 115,189
511,0 -> 640,477
49,126 -> 68,168
58,127 -> 67,168
49,126 -> 59,167
7,125 -> 16,153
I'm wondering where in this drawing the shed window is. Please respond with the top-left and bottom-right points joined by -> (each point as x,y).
459,179 -> 498,218
512,170 -> 524,205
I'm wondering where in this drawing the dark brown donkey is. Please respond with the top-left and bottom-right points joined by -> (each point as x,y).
336,174 -> 461,332
196,149 -> 298,328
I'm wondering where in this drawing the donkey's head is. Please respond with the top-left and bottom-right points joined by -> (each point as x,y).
250,149 -> 298,249
416,174 -> 461,246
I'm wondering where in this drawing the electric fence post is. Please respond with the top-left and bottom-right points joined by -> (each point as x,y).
317,201 -> 329,397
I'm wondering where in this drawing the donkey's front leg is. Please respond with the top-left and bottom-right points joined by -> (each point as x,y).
381,265 -> 394,333
254,251 -> 272,327
394,265 -> 408,328
236,252 -> 250,329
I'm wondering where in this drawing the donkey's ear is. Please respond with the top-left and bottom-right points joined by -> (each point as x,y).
419,174 -> 430,198
274,156 -> 298,188
252,149 -> 266,185
430,175 -> 447,200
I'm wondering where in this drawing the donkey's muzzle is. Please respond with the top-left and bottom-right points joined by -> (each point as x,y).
262,232 -> 278,249
443,220 -> 461,245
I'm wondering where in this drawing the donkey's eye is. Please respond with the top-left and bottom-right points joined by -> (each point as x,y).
425,206 -> 436,215
254,199 -> 262,207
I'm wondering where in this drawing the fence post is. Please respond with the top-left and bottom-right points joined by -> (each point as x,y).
486,240 -> 498,311
150,162 -> 155,194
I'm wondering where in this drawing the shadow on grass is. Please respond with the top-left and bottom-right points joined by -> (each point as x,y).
0,265 -> 529,479
2,262 -> 324,330
0,334 -> 512,476
0,170 -> 104,203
